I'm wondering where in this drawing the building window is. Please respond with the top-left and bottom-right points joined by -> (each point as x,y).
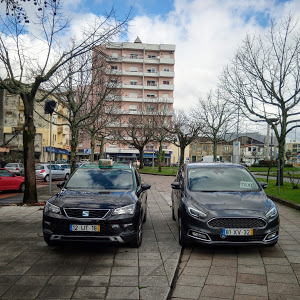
146,144 -> 154,150
110,78 -> 117,84
162,144 -> 168,150
224,146 -> 229,152
130,54 -> 138,59
147,80 -> 156,86
248,147 -> 251,151
164,54 -> 170,58
162,93 -> 169,99
163,67 -> 170,72
130,80 -> 137,85
147,67 -> 156,73
129,92 -> 137,98
162,105 -> 169,112
110,143 -> 116,148
148,54 -> 156,59
163,80 -> 169,85
111,52 -> 118,58
128,144 -> 135,149
203,146 -> 207,151
193,145 -> 196,151
130,66 -> 138,72
146,105 -> 155,113
146,94 -> 156,98
111,66 -> 118,70
129,105 -> 137,112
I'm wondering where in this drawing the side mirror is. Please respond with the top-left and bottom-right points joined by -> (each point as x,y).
141,183 -> 151,191
57,181 -> 65,189
259,182 -> 268,189
171,182 -> 181,189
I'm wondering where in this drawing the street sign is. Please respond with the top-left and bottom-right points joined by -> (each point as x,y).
83,148 -> 91,154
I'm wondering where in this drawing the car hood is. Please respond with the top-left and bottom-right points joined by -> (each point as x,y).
51,189 -> 135,209
188,190 -> 268,216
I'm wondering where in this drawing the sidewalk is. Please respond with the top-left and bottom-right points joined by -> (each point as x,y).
0,174 -> 181,300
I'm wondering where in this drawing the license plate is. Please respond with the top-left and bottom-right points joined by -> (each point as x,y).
70,225 -> 100,232
222,228 -> 253,236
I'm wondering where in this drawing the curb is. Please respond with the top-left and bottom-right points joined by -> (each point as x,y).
268,194 -> 300,211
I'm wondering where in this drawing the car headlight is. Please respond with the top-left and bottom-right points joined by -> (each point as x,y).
44,202 -> 61,214
112,204 -> 136,215
187,204 -> 207,219
265,199 -> 278,218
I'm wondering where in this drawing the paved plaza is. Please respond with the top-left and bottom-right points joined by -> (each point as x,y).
0,174 -> 300,299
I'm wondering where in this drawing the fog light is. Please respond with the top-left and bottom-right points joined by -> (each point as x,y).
112,224 -> 120,229
190,230 -> 210,240
266,231 -> 277,240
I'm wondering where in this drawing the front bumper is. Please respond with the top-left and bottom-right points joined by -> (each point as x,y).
43,213 -> 138,244
181,209 -> 279,246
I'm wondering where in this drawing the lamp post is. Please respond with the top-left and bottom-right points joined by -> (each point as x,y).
45,100 -> 57,194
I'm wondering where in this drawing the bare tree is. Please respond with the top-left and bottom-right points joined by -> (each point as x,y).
169,110 -> 202,166
48,51 -> 121,174
221,15 -> 300,185
152,103 -> 173,172
194,90 -> 235,161
119,113 -> 154,169
0,1 -> 130,203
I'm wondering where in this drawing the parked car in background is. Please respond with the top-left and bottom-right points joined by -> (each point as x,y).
171,162 -> 279,246
42,159 -> 151,247
200,155 -> 220,162
5,163 -> 24,176
35,164 -> 70,182
0,168 -> 25,192
56,164 -> 71,174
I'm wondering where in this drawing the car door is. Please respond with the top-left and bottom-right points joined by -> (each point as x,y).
0,169 -> 18,190
135,170 -> 146,219
173,167 -> 185,221
49,165 -> 58,179
55,165 -> 65,179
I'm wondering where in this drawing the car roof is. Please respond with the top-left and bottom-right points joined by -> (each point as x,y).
186,162 -> 245,169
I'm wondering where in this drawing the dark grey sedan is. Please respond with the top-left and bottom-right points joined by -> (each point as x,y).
171,163 -> 279,246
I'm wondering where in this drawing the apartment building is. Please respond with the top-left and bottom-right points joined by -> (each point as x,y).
80,37 -> 176,165
0,89 -> 70,162
286,141 -> 300,163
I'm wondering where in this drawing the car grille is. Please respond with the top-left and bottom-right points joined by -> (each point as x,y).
208,218 -> 267,228
52,220 -> 116,236
64,208 -> 110,219
210,235 -> 265,242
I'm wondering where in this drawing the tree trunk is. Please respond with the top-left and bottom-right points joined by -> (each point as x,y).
139,148 -> 144,169
276,136 -> 285,186
99,136 -> 104,159
70,125 -> 78,174
158,142 -> 163,172
90,133 -> 95,162
213,138 -> 217,161
180,146 -> 185,166
22,93 -> 38,204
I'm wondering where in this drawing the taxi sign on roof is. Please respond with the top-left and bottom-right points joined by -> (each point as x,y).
99,159 -> 113,167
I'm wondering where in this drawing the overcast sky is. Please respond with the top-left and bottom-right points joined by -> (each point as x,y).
1,0 -> 300,141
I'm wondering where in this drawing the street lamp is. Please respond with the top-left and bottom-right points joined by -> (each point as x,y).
45,100 -> 57,194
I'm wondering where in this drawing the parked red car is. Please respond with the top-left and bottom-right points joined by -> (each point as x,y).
0,168 -> 25,192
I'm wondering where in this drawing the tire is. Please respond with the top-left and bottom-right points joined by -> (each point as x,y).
44,175 -> 49,182
65,173 -> 69,180
143,203 -> 147,223
178,214 -> 188,247
19,182 -> 25,193
129,218 -> 143,248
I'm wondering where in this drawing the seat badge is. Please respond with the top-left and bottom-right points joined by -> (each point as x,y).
82,211 -> 89,217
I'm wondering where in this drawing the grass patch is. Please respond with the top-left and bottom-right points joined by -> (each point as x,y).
256,177 -> 300,205
249,166 -> 300,172
139,166 -> 178,176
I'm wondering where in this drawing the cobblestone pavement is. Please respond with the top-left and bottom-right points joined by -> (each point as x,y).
169,202 -> 300,300
0,174 -> 180,300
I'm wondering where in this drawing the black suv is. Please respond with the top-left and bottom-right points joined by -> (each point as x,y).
43,160 -> 151,247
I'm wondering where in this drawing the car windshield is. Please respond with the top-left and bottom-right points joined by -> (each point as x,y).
188,167 -> 260,192
65,168 -> 134,190
6,163 -> 18,167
